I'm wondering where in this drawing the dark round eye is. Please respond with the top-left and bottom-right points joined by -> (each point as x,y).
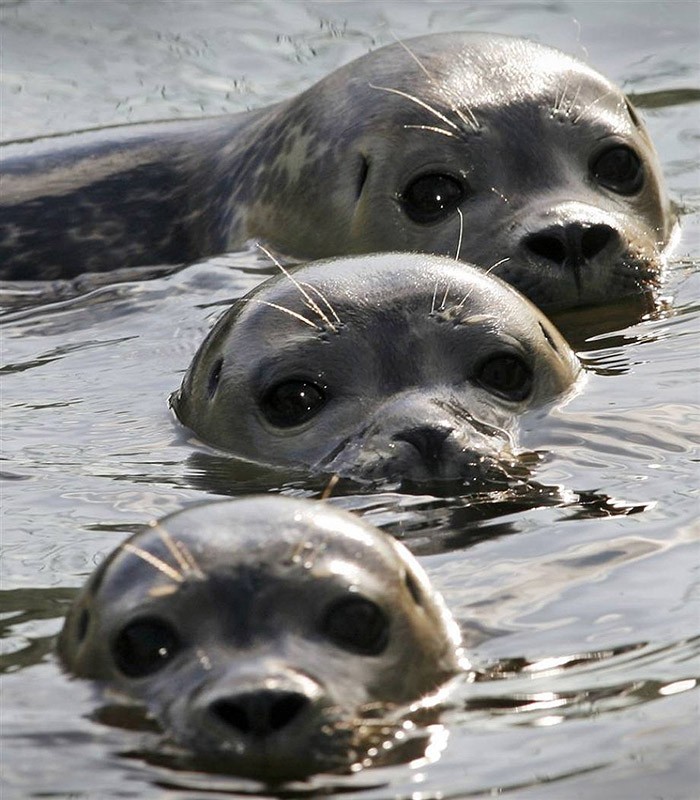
112,618 -> 181,678
321,596 -> 389,656
476,354 -> 533,401
590,145 -> 643,195
401,173 -> 466,224
260,380 -> 326,428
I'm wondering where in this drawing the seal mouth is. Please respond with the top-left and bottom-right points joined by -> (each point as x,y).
317,422 -> 534,495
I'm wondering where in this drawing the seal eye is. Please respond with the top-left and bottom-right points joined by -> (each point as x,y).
321,596 -> 389,656
590,145 -> 643,195
260,380 -> 326,428
112,617 -> 181,678
401,173 -> 466,224
476,354 -> 533,401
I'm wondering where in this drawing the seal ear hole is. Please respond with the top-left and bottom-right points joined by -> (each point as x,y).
475,354 -> 533,402
590,144 -> 644,195
321,596 -> 389,656
76,608 -> 90,643
356,155 -> 370,199
538,322 -> 559,354
259,379 -> 326,428
112,617 -> 182,678
404,570 -> 424,607
400,173 -> 467,224
207,358 -> 223,399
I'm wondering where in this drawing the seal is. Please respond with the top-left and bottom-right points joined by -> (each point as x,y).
0,32 -> 673,309
171,253 -> 581,489
58,496 -> 466,781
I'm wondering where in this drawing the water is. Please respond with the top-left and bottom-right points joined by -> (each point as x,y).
1,1 -> 699,798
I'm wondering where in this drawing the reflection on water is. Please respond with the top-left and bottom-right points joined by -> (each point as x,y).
1,0 -> 699,797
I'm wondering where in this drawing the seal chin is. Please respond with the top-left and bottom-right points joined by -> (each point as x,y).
166,672 -> 355,781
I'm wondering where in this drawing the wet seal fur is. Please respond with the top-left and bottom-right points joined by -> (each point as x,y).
1,32 -> 673,310
171,253 -> 581,489
58,496 -> 466,782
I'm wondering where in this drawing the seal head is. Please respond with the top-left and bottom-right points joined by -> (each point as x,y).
172,253 -> 581,489
241,32 -> 673,310
58,496 -> 465,781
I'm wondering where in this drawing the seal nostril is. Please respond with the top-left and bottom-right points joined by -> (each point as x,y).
581,225 -> 614,259
211,690 -> 309,737
269,692 -> 309,731
394,425 -> 452,466
524,232 -> 568,266
213,698 -> 251,733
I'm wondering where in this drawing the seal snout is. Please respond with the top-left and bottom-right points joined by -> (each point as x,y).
523,222 -> 619,273
210,688 -> 311,738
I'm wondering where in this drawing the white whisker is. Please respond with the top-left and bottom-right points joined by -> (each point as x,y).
431,281 -> 439,314
568,81 -> 583,115
369,83 -> 460,132
394,35 -> 480,132
256,244 -> 337,331
403,124 -> 458,139
440,282 -> 451,311
300,281 -> 342,325
573,90 -> 615,123
455,208 -> 464,261
152,523 -> 205,579
122,543 -> 184,583
485,257 -> 510,275
241,298 -> 321,330
454,287 -> 473,310
490,186 -> 509,204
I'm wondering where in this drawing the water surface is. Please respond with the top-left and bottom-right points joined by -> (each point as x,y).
1,1 -> 699,798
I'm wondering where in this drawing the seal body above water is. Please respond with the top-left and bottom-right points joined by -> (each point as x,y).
171,253 -> 581,489
58,496 -> 466,781
0,32 -> 673,310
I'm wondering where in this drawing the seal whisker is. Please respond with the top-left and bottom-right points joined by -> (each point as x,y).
122,542 -> 185,583
391,36 -> 479,132
490,186 -> 509,204
568,81 -> 583,115
403,124 -> 458,139
369,83 -> 463,136
573,89 -> 616,123
455,208 -> 464,262
299,281 -> 342,325
152,522 -> 205,578
430,281 -> 439,314
440,282 -> 451,311
240,298 -> 322,330
553,77 -> 570,115
320,473 -> 341,500
256,244 -> 337,332
485,256 -> 510,276
453,258 -> 509,310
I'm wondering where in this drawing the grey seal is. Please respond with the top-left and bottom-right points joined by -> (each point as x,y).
171,253 -> 581,489
0,32 -> 673,310
58,496 -> 466,781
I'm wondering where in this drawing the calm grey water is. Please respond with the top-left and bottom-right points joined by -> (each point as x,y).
1,1 -> 699,798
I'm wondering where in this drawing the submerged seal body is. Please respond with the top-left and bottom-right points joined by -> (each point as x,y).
58,496 -> 465,781
172,253 -> 581,489
1,32 -> 672,309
